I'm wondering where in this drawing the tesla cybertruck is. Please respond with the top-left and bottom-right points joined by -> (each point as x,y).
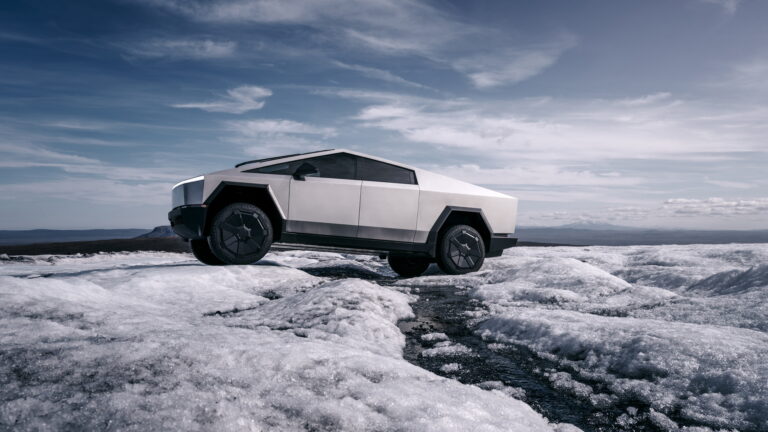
169,149 -> 518,277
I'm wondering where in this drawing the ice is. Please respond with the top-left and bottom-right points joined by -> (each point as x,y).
439,363 -> 462,373
1,251 -> 559,431
421,332 -> 449,342
420,341 -> 474,357
6,243 -> 767,430
465,243 -> 768,431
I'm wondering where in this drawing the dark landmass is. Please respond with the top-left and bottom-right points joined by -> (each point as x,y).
0,229 -> 149,246
136,226 -> 177,238
0,237 -> 189,256
2,224 -> 767,256
516,227 -> 768,246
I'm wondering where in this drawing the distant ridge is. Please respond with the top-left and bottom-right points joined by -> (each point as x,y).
0,229 -> 150,246
136,226 -> 178,239
516,226 -> 768,246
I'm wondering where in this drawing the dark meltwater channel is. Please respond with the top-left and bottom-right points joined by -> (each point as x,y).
394,283 -> 662,432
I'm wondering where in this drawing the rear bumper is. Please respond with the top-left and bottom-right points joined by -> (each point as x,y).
168,205 -> 208,240
487,234 -> 517,257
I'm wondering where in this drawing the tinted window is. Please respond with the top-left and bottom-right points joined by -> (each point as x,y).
248,160 -> 303,175
356,157 -> 416,184
301,153 -> 356,180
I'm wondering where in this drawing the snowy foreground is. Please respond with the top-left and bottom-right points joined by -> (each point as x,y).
2,244 -> 768,431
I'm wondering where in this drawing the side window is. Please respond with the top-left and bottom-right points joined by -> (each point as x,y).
248,160 -> 303,175
356,157 -> 416,185
300,153 -> 356,180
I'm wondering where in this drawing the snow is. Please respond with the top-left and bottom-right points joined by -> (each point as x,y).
4,243 -> 767,431
0,251 -> 558,431
466,243 -> 768,431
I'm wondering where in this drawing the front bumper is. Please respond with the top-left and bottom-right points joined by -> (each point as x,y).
168,205 -> 208,240
487,234 -> 518,257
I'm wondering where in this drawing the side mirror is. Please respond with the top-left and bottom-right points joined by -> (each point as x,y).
293,162 -> 318,181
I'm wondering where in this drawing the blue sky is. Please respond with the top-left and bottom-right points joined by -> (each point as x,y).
1,0 -> 767,230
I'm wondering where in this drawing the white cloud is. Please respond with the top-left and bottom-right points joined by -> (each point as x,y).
172,86 -> 272,114
144,0 -> 567,86
426,164 -> 645,187
227,119 -> 337,156
229,119 -> 336,137
619,92 -> 672,106
0,143 -> 99,164
452,39 -> 575,88
125,39 -> 237,59
663,197 -> 768,216
331,61 -> 427,89
330,90 -> 767,161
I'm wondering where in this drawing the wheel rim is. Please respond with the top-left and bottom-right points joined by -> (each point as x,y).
219,210 -> 266,258
448,229 -> 482,269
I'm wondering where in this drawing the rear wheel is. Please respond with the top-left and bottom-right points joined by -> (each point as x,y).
190,238 -> 224,265
436,224 -> 485,275
208,202 -> 273,265
388,255 -> 431,278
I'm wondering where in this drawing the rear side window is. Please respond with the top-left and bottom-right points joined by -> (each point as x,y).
303,153 -> 356,180
357,157 -> 416,185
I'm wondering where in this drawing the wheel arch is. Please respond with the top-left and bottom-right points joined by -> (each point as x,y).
426,206 -> 492,255
203,182 -> 285,241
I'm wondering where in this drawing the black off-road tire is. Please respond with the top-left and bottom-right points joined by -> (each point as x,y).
190,238 -> 225,265
388,255 -> 431,278
208,202 -> 273,265
436,224 -> 486,275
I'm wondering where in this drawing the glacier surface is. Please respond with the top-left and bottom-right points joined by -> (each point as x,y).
2,243 -> 768,431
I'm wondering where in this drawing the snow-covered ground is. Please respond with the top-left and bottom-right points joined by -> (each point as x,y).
0,251 -> 565,431
402,244 -> 768,431
2,244 -> 767,431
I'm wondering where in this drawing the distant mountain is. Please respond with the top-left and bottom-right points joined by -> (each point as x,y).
136,226 -> 178,239
0,229 -> 150,246
516,226 -> 768,246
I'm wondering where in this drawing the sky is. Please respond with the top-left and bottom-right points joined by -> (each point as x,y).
1,0 -> 767,230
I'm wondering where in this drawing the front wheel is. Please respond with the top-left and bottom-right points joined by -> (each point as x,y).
190,238 -> 224,265
208,202 -> 273,265
388,255 -> 431,278
436,225 -> 485,275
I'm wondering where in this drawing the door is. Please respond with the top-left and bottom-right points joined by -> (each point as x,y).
356,157 -> 419,242
287,153 -> 361,237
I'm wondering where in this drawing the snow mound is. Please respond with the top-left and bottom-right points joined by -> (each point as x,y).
222,278 -> 413,358
478,308 -> 768,430
0,251 -> 560,431
686,264 -> 768,296
483,257 -> 632,296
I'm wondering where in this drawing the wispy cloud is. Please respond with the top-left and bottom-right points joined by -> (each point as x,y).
228,119 -> 337,156
330,89 -> 767,161
123,38 -> 237,59
172,86 -> 272,114
663,197 -> 768,216
428,164 -> 646,188
0,178 -> 169,205
331,60 -> 427,89
720,58 -> 768,92
452,39 -> 576,88
699,0 -> 741,15
143,0 -> 567,86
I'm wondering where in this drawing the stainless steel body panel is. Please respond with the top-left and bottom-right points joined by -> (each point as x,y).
358,180 -> 419,242
288,176 -> 362,237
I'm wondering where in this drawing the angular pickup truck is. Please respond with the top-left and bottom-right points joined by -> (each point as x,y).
169,149 -> 518,277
